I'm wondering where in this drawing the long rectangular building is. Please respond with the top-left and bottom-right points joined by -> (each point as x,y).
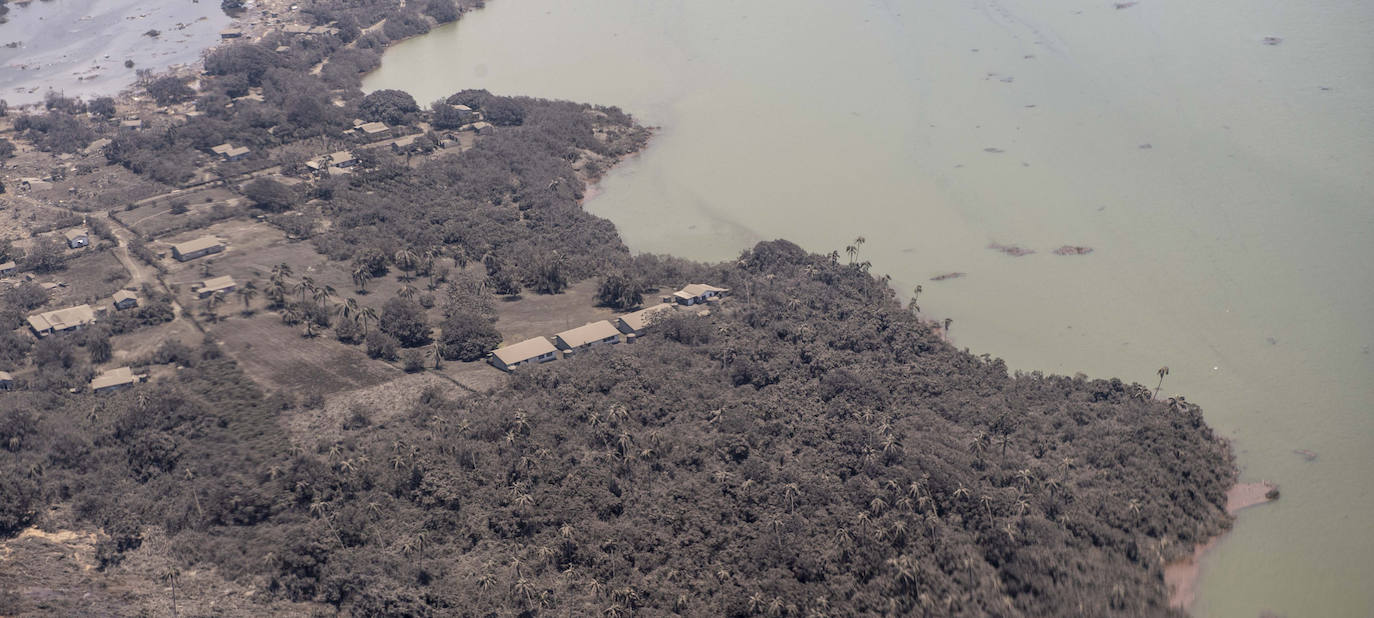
171,236 -> 225,261
490,337 -> 559,372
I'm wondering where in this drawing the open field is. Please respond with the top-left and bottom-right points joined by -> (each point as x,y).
493,279 -> 620,343
211,312 -> 400,398
108,318 -> 203,366
41,249 -> 130,307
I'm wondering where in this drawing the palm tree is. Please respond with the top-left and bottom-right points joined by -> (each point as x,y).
295,276 -> 316,305
845,244 -> 858,264
394,248 -> 418,281
336,297 -> 358,322
237,284 -> 257,314
206,290 -> 226,322
1154,366 -> 1170,398
312,284 -> 335,306
352,266 -> 372,293
266,278 -> 287,308
161,566 -> 181,617
357,306 -> 378,334
910,284 -> 923,313
271,262 -> 293,284
397,283 -> 418,300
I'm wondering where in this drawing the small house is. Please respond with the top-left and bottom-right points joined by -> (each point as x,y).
64,229 -> 90,249
671,283 -> 729,306
489,337 -> 559,372
615,303 -> 677,337
171,236 -> 224,262
112,290 -> 139,310
390,134 -> 420,154
0,370 -> 13,390
194,275 -> 236,299
553,320 -> 621,355
283,24 -> 312,35
0,261 -> 16,276
354,121 -> 390,137
91,367 -> 143,394
27,304 -> 97,337
306,151 -> 357,172
120,119 -> 143,130
220,28 -> 243,39
468,121 -> 495,136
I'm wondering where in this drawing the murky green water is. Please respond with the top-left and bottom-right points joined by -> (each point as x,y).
365,1 -> 1374,614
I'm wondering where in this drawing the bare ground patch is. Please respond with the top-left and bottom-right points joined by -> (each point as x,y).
211,313 -> 399,397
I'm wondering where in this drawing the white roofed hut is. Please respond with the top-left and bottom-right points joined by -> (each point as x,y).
112,290 -> 139,310
553,320 -> 621,355
615,303 -> 678,338
194,275 -> 236,299
489,337 -> 559,372
670,283 -> 729,306
91,367 -> 144,394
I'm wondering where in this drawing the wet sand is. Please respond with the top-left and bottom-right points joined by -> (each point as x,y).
1166,482 -> 1279,611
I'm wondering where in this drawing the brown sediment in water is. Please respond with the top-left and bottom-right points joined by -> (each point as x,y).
1165,481 -> 1279,611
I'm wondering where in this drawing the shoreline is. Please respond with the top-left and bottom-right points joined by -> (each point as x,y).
1165,481 -> 1279,612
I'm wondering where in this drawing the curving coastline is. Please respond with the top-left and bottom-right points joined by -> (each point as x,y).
1166,481 -> 1279,611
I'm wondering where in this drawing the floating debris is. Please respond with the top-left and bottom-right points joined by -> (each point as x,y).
1262,36 -> 1283,46
1138,143 -> 1153,149
1115,2 -> 1138,9
983,147 -> 1005,154
930,272 -> 966,281
1293,449 -> 1317,462
1052,245 -> 1094,256
988,242 -> 1034,257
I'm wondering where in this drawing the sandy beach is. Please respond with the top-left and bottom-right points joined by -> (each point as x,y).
1166,482 -> 1279,611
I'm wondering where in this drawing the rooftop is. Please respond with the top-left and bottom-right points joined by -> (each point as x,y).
63,228 -> 88,241
555,320 -> 621,348
113,290 -> 138,303
91,367 -> 137,391
28,304 -> 96,332
492,337 -> 559,365
676,283 -> 728,298
356,121 -> 389,134
618,303 -> 677,332
199,275 -> 236,293
172,236 -> 223,254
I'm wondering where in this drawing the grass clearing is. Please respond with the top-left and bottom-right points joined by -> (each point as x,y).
211,312 -> 399,397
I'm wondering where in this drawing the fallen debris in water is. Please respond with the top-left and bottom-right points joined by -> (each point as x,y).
988,242 -> 1034,257
1052,245 -> 1094,256
1262,36 -> 1283,46
930,272 -> 966,281
1293,448 -> 1318,462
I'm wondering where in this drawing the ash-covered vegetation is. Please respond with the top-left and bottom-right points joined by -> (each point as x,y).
0,243 -> 1233,616
0,0 -> 1234,615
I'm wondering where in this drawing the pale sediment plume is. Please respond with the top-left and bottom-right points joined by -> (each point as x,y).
1165,481 -> 1280,610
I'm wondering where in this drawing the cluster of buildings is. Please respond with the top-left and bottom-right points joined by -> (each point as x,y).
489,284 -> 727,372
